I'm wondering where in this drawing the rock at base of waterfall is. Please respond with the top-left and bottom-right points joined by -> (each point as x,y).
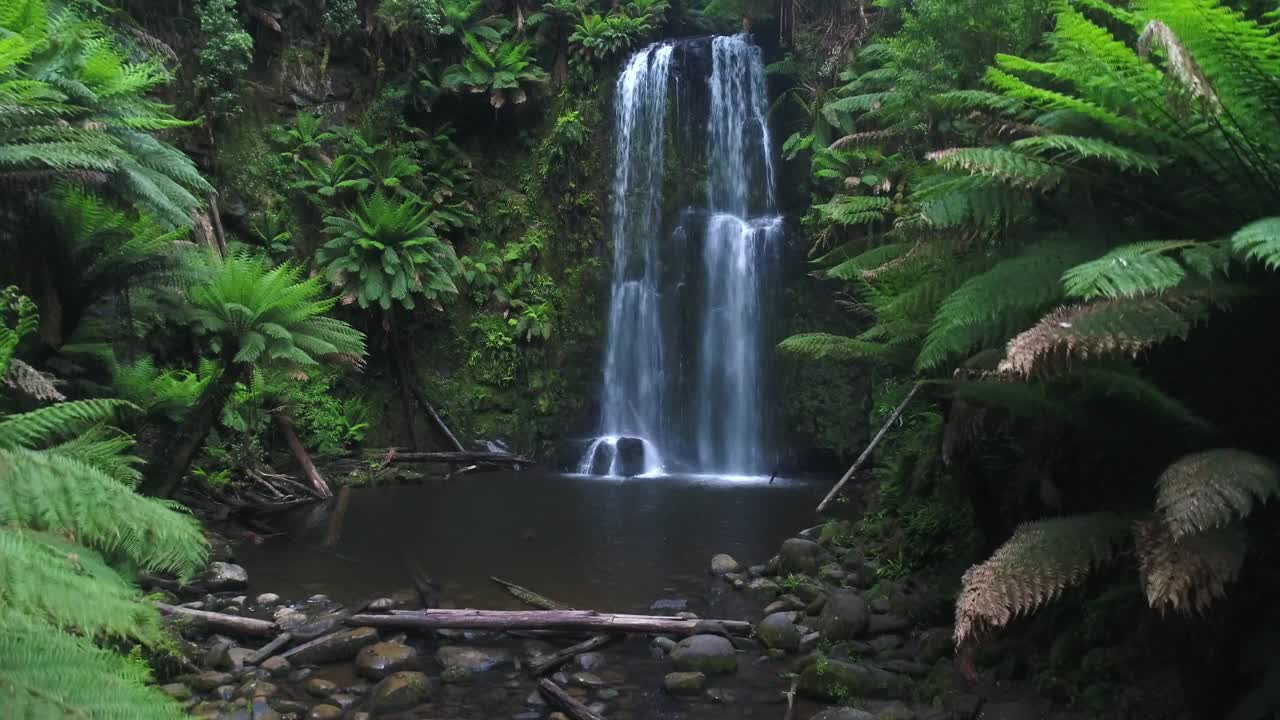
615,437 -> 646,476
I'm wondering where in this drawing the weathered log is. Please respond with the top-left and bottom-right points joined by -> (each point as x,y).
816,381 -> 924,513
528,634 -> 615,676
391,451 -> 535,466
245,632 -> 293,665
407,382 -> 465,452
345,609 -> 752,636
274,412 -> 332,498
490,576 -> 571,610
154,602 -> 277,636
538,678 -> 606,720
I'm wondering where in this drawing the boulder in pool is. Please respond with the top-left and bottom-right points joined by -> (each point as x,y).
615,436 -> 646,476
355,640 -> 417,680
756,612 -> 801,652
670,634 -> 737,675
370,671 -> 431,713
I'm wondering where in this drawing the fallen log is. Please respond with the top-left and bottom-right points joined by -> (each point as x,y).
816,381 -> 923,513
154,602 -> 277,637
245,632 -> 293,665
390,451 -> 535,466
345,609 -> 752,636
490,576 -> 571,610
538,678 -> 606,720
528,634 -> 615,676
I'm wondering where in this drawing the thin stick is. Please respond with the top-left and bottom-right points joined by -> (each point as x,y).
345,608 -> 752,636
816,382 -> 923,513
538,678 -> 607,720
245,632 -> 293,665
154,602 -> 277,636
782,676 -> 798,720
528,634 -> 615,676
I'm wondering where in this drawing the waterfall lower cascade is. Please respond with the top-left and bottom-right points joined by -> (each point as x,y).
579,35 -> 781,477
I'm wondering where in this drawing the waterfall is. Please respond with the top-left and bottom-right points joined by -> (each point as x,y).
580,35 -> 779,477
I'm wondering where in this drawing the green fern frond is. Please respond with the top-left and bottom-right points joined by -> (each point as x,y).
1155,448 -> 1280,540
955,512 -> 1131,645
0,529 -> 161,641
1230,217 -> 1280,270
0,447 -> 207,576
1062,241 -> 1196,300
0,398 -> 136,449
46,426 -> 144,486
825,242 -> 912,280
914,173 -> 1032,229
928,147 -> 1065,190
1071,364 -> 1212,431
917,239 -> 1094,370
812,194 -> 892,226
0,612 -> 185,719
1011,134 -> 1163,173
777,333 -> 888,361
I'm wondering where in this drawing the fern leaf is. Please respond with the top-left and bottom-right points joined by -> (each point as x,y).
1230,217 -> 1280,270
928,146 -> 1065,190
999,295 -> 1212,377
1062,241 -> 1194,300
1135,519 -> 1244,615
917,239 -> 1093,370
777,333 -> 887,361
812,195 -> 891,226
0,398 -> 136,449
1011,134 -> 1163,173
1155,448 -> 1280,540
0,612 -> 185,720
825,242 -> 912,280
955,513 -> 1131,645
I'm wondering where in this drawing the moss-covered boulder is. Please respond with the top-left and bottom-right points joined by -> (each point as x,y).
756,612 -> 802,652
370,671 -> 431,713
798,659 -> 914,702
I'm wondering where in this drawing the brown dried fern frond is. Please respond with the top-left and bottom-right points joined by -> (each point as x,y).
831,129 -> 898,150
1138,20 -> 1222,112
2,359 -> 65,402
1135,519 -> 1244,614
954,513 -> 1130,646
998,295 -> 1207,378
1156,449 -> 1279,540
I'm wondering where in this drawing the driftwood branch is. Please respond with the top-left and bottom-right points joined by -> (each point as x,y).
345,609 -> 751,636
407,383 -> 465,452
154,602 -> 277,636
539,678 -> 606,720
529,634 -> 615,676
816,382 -> 923,513
246,632 -> 293,665
490,576 -> 571,610
274,412 -> 332,498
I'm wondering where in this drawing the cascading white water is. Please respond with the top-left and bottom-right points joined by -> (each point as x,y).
580,35 -> 779,477
696,36 -> 780,474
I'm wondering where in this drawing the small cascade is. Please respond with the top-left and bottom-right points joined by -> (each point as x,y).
580,34 -> 780,477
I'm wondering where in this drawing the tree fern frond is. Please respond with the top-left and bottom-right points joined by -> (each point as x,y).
1011,134 -> 1163,173
0,529 -> 160,641
812,194 -> 892,226
1071,365 -> 1212,431
46,426 -> 144,486
928,147 -> 1065,189
917,239 -> 1093,370
1155,448 -> 1280,540
0,448 -> 207,576
999,295 -> 1212,378
0,612 -> 185,720
955,513 -> 1131,645
1062,241 -> 1195,300
914,173 -> 1032,228
1230,217 -> 1280,270
825,242 -> 912,280
2,358 -> 64,401
0,398 -> 136,449
776,333 -> 887,361
1135,519 -> 1244,615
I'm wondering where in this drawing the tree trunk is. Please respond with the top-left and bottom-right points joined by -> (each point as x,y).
553,34 -> 569,87
149,358 -> 244,497
385,310 -> 420,451
345,609 -> 752,636
274,411 -> 332,497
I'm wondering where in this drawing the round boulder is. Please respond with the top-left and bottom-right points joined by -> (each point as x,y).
779,538 -> 825,574
670,634 -> 737,675
710,554 -> 740,576
755,612 -> 801,652
435,645 -> 513,675
370,671 -> 431,713
199,562 -> 248,591
819,588 -> 869,640
355,640 -> 417,680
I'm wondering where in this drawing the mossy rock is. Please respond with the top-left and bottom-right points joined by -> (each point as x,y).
798,659 -> 914,702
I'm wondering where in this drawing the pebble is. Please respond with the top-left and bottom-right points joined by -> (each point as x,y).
256,593 -> 281,605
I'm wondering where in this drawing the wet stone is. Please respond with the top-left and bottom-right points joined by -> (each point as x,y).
259,656 -> 290,677
200,562 -> 249,591
670,635 -> 737,675
249,697 -> 279,720
576,651 -> 606,670
269,699 -> 308,714
710,553 -> 740,575
435,645 -> 513,674
328,693 -> 359,710
303,678 -> 337,698
354,640 -> 417,680
819,589 -> 869,640
159,683 -> 191,701
779,538 -> 825,574
255,593 -> 280,605
597,688 -> 620,700
370,671 -> 432,713
570,671 -> 606,689
756,612 -> 802,652
287,626 -> 379,665
663,671 -> 706,696
305,705 -> 342,720
812,709 -> 876,720
188,671 -> 235,691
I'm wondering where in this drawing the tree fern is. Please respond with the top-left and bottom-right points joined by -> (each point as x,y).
0,397 -> 134,449
776,332 -> 890,362
811,194 -> 892,227
1062,241 -> 1196,300
1154,448 -> 1280,540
